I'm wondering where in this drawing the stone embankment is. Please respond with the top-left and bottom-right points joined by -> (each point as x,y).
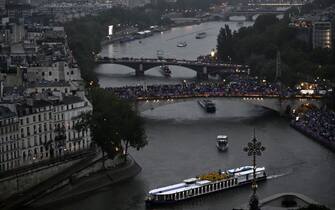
0,153 -> 141,210
30,155 -> 141,209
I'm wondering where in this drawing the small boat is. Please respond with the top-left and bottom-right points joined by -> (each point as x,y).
157,50 -> 164,59
177,41 -> 187,47
216,135 -> 228,151
160,65 -> 171,77
145,166 -> 266,206
195,32 -> 207,39
198,99 -> 216,113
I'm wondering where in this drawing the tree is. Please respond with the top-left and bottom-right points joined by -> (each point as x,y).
253,14 -> 279,32
217,25 -> 234,62
75,88 -> 147,167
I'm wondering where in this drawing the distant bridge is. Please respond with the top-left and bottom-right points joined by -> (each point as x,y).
96,57 -> 250,79
212,9 -> 287,21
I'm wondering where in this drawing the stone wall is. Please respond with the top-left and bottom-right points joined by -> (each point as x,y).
0,158 -> 82,201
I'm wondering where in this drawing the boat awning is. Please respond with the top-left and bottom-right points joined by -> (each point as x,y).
217,135 -> 227,139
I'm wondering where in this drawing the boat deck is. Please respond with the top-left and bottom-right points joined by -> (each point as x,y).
150,179 -> 213,195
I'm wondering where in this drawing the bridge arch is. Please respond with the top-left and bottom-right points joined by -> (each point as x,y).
99,62 -> 208,78
145,65 -> 198,76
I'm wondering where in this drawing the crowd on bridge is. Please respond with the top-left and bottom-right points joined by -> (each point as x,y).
106,77 -> 302,100
292,109 -> 335,151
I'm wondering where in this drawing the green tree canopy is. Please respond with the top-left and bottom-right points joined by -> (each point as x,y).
216,14 -> 335,84
75,88 -> 147,161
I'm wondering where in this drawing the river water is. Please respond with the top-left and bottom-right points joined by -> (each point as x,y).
58,21 -> 335,210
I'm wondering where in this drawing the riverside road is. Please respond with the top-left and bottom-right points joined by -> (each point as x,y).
56,21 -> 335,210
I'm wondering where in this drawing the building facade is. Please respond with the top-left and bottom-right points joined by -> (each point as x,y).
313,21 -> 332,49
0,94 -> 93,172
17,100 -> 54,165
0,106 -> 20,172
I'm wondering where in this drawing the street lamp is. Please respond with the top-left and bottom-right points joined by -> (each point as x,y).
210,49 -> 216,58
243,130 -> 265,210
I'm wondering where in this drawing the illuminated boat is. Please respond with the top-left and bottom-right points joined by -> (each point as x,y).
216,135 -> 228,151
145,166 -> 266,205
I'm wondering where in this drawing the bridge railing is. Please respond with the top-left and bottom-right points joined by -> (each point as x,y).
96,56 -> 249,69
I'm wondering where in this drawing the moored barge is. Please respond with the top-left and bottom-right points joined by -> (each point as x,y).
198,99 -> 216,113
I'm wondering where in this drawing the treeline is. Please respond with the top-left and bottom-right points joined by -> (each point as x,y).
300,0 -> 335,14
175,0 -> 219,9
64,7 -> 163,85
151,0 -> 219,10
216,15 -> 335,85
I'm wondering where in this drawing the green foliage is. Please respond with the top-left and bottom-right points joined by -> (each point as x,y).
75,88 -> 147,159
253,14 -> 279,32
175,0 -> 219,10
300,0 -> 335,14
216,14 -> 335,85
216,25 -> 234,62
64,7 -> 164,86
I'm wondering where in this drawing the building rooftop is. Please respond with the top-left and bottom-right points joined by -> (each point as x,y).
0,106 -> 16,119
61,95 -> 83,105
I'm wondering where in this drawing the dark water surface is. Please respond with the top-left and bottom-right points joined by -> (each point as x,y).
57,21 -> 335,210
56,99 -> 335,210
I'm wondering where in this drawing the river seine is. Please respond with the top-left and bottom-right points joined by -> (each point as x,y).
58,21 -> 335,210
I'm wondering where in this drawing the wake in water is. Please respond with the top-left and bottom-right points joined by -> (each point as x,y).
267,169 -> 293,180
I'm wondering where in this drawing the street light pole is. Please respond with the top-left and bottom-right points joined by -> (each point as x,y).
243,130 -> 265,210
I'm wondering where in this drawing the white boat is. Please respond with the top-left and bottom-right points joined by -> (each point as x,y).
145,166 -> 266,206
216,135 -> 228,151
177,41 -> 187,47
195,32 -> 207,39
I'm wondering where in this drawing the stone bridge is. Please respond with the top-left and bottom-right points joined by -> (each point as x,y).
96,57 -> 250,79
212,9 -> 286,21
135,95 -> 324,115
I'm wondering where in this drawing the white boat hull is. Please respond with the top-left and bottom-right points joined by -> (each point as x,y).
145,166 -> 266,206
